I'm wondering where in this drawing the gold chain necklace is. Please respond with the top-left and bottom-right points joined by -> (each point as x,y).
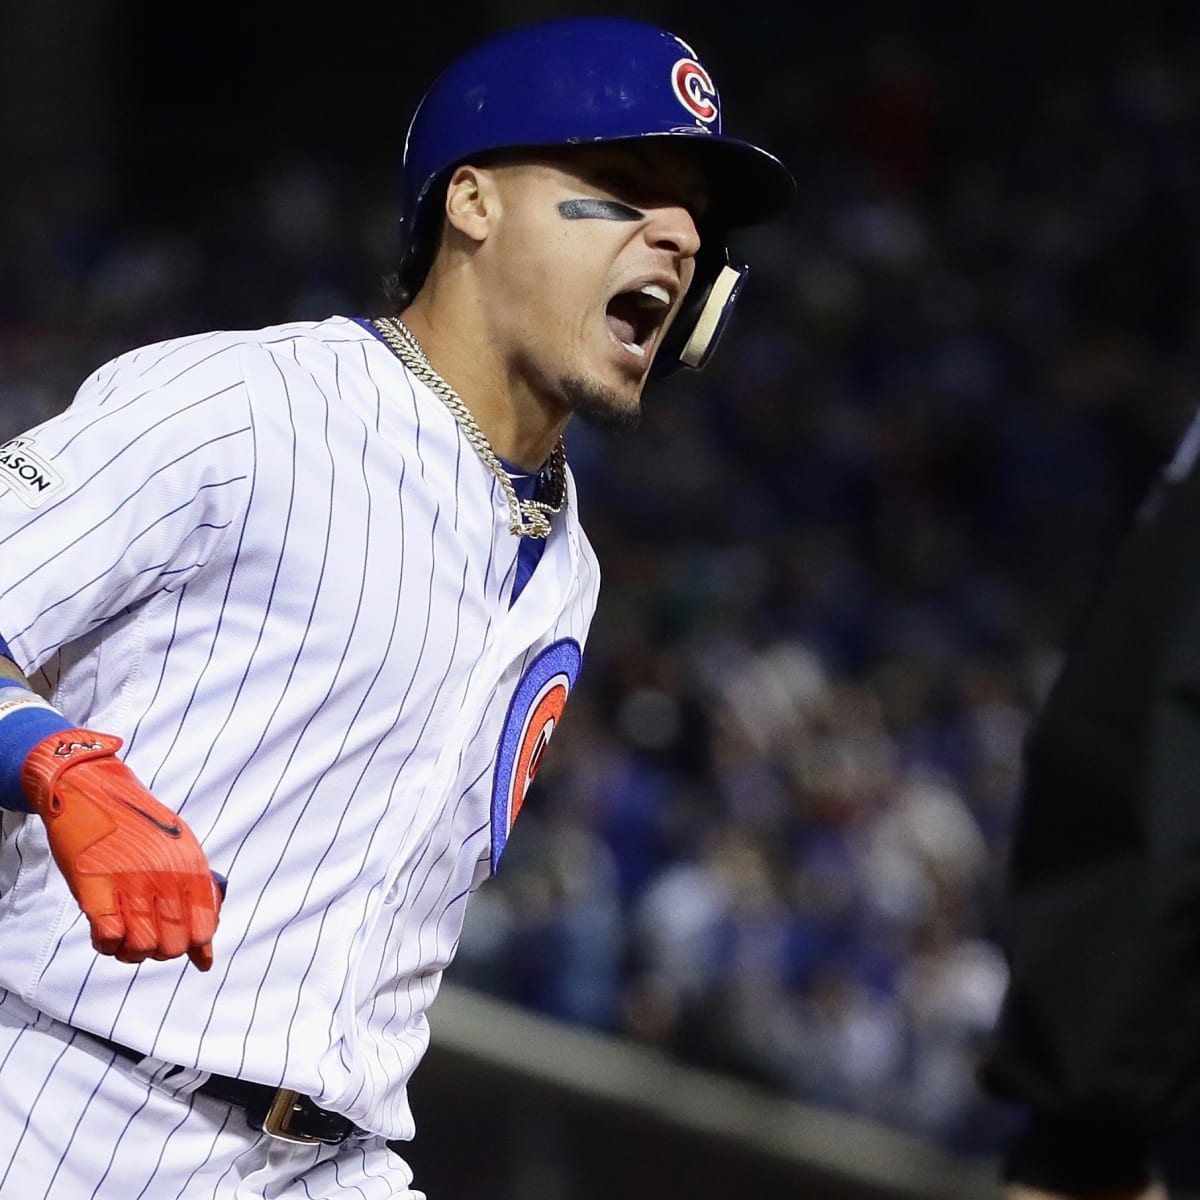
372,316 -> 566,539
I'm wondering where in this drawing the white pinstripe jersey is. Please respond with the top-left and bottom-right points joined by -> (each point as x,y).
0,316 -> 601,1139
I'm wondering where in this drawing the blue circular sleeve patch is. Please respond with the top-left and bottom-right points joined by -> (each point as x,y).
490,638 -> 582,872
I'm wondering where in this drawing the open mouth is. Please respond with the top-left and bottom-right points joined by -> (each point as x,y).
605,283 -> 673,360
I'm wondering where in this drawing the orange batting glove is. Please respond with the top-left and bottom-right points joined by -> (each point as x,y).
20,729 -> 221,970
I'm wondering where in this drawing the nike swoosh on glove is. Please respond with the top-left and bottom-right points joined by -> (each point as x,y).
21,730 -> 222,970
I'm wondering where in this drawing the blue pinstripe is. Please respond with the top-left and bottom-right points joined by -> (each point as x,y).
0,1028 -> 76,1194
0,422 -> 248,629
0,318 -> 599,1170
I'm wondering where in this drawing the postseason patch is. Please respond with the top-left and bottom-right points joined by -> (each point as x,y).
0,437 -> 64,508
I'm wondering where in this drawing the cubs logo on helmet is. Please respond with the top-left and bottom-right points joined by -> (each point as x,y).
397,16 -> 795,372
671,58 -> 719,125
490,639 -> 583,871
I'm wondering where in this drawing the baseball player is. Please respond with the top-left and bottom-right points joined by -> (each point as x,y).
0,17 -> 791,1199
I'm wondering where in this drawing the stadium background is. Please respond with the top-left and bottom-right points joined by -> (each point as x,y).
3,1 -> 1199,1194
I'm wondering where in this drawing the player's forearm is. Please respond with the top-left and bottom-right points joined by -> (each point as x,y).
1008,1186 -> 1166,1200
0,629 -> 78,812
0,627 -> 221,966
0,657 -> 27,687
0,631 -> 31,688
986,1100 -> 1156,1200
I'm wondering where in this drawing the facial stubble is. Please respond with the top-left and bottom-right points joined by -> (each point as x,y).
558,374 -> 644,434
551,196 -> 653,433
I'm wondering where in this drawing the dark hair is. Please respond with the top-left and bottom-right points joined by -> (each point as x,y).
381,271 -> 414,314
385,149 -> 529,313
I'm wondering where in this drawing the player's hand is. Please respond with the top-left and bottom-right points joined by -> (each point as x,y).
20,729 -> 221,970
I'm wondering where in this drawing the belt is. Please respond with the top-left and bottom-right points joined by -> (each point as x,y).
91,1034 -> 362,1145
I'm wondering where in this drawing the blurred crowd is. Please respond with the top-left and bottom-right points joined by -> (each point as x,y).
5,2 -> 1200,1158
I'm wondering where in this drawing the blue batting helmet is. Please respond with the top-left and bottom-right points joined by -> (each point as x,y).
396,17 -> 794,374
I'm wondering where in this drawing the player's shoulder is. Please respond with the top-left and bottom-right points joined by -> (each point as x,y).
90,316 -> 373,393
245,315 -> 379,358
245,315 -> 387,381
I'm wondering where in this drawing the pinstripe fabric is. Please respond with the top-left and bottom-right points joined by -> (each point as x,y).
0,991 -> 420,1199
0,318 -> 600,1155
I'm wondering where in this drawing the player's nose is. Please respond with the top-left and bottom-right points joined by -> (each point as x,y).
643,202 -> 701,261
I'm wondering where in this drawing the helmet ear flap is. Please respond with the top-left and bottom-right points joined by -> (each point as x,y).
651,247 -> 748,377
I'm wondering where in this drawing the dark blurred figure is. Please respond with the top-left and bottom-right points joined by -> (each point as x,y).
981,418 -> 1200,1200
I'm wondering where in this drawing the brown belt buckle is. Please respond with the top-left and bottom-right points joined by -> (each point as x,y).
262,1088 -> 325,1145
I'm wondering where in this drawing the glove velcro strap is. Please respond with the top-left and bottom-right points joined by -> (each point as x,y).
20,730 -> 124,816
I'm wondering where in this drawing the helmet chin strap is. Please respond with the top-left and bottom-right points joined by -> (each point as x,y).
651,252 -> 748,377
678,263 -> 746,369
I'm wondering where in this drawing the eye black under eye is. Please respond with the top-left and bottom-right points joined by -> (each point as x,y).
558,199 -> 644,222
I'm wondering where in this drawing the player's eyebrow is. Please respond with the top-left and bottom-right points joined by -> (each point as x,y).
557,199 -> 645,222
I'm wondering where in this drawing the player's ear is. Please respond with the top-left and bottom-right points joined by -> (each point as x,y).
444,164 -> 496,244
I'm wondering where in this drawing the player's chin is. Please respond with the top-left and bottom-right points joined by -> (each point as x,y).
560,372 -> 644,434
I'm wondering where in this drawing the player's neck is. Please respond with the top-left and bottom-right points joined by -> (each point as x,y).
399,296 -> 565,473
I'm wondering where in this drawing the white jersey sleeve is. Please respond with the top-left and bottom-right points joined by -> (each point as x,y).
0,317 -> 602,1141
0,333 -> 254,682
